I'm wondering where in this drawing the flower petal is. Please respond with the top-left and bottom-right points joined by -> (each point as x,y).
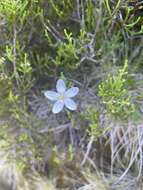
52,100 -> 64,114
65,87 -> 79,98
64,98 -> 77,111
56,79 -> 66,93
44,91 -> 59,101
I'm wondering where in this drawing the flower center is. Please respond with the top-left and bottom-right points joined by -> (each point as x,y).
59,94 -> 65,101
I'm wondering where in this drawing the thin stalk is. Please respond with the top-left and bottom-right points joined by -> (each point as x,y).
13,23 -> 19,87
81,136 -> 94,166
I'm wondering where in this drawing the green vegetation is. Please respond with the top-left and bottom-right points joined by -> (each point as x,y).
85,106 -> 101,139
0,0 -> 143,189
98,61 -> 134,119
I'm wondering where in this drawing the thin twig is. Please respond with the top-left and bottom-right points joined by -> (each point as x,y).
81,136 -> 94,166
39,123 -> 70,133
80,0 -> 85,28
13,23 -> 19,87
76,0 -> 80,20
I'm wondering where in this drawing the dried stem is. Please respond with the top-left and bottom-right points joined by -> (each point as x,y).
81,136 -> 94,166
13,23 -> 19,87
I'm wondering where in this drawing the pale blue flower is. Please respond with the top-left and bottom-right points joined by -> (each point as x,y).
44,79 -> 79,114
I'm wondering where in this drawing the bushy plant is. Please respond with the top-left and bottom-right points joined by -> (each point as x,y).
49,0 -> 74,19
54,30 -> 79,70
98,61 -> 134,120
85,107 -> 101,140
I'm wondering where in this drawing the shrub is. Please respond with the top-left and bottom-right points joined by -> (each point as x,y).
98,60 -> 134,120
